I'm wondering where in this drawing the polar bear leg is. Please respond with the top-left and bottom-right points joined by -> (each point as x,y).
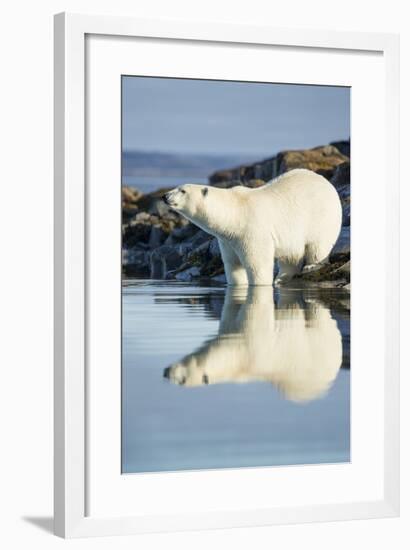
301,242 -> 332,275
304,241 -> 332,267
218,239 -> 249,286
275,261 -> 302,285
218,287 -> 246,333
239,243 -> 274,286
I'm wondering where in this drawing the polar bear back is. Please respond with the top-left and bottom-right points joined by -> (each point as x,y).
243,169 -> 342,261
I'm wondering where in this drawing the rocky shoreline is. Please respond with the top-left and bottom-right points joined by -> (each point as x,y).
122,141 -> 351,287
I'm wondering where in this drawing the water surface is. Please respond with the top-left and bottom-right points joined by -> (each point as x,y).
122,281 -> 350,473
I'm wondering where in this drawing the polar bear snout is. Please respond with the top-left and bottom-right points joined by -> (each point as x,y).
163,361 -> 207,387
163,364 -> 188,385
162,192 -> 173,205
162,188 -> 185,209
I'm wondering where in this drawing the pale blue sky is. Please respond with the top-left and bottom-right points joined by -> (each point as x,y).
122,76 -> 350,157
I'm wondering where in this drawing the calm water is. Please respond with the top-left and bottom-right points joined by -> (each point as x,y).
122,281 -> 350,474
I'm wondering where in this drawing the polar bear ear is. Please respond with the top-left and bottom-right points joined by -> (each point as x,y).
202,187 -> 209,197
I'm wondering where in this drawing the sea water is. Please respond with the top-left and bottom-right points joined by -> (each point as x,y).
122,280 -> 350,474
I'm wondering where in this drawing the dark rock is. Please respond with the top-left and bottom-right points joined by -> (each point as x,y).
243,159 -> 277,181
150,245 -> 183,279
211,274 -> 227,284
334,260 -> 351,275
122,247 -> 150,277
189,230 -> 212,247
171,224 -> 198,241
211,179 -> 243,189
123,205 -> 187,249
187,240 -> 211,260
209,238 -> 221,257
148,225 -> 167,249
176,242 -> 195,256
331,227 -> 350,257
246,178 -> 266,188
209,168 -> 242,185
175,266 -> 201,282
331,161 -> 350,188
331,162 -> 350,226
199,255 -> 224,278
163,234 -> 175,246
330,140 -> 351,158
299,259 -> 350,284
341,200 -> 350,227
123,220 -> 152,247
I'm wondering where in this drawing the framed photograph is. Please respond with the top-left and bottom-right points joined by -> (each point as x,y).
54,12 -> 399,538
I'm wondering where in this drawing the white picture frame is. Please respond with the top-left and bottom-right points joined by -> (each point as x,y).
54,12 -> 400,538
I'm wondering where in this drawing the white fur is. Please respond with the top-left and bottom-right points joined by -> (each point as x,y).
165,169 -> 342,285
164,287 -> 343,402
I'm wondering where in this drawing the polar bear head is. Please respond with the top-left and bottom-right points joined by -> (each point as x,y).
163,184 -> 211,219
163,183 -> 242,238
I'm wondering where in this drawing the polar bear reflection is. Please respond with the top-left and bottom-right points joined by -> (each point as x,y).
163,287 -> 343,403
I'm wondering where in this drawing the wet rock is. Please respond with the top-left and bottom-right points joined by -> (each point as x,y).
331,161 -> 350,189
335,261 -> 351,275
211,273 -> 227,284
187,240 -> 210,260
176,241 -> 195,257
199,255 -> 224,278
148,225 -> 167,249
150,245 -> 183,279
189,230 -> 212,248
123,206 -> 186,249
175,266 -> 201,282
331,227 -> 350,258
122,247 -> 150,277
123,219 -> 152,247
341,200 -> 350,227
122,247 -> 148,266
171,223 -> 198,241
331,162 -> 350,227
209,238 -> 221,257
299,259 -> 349,284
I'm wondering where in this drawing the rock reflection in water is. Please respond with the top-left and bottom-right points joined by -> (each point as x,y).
163,286 -> 343,402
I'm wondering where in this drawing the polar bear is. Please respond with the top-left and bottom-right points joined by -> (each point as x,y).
163,286 -> 343,402
163,169 -> 342,285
